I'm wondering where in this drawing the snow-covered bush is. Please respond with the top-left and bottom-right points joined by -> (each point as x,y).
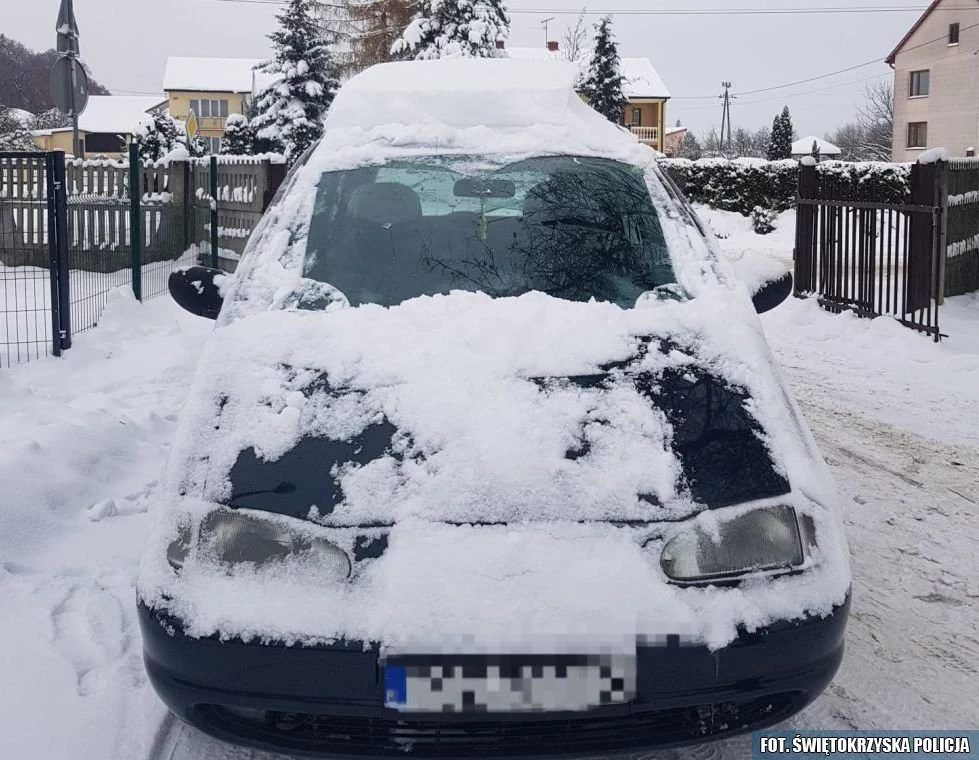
252,0 -> 340,164
0,106 -> 39,151
661,158 -> 912,216
220,114 -> 256,155
392,0 -> 510,60
662,158 -> 799,215
133,113 -> 181,161
751,205 -> 777,235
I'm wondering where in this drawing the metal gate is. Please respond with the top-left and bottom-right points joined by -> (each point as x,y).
794,161 -> 943,341
0,151 -> 70,367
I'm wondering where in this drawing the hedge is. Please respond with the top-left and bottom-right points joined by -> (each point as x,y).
659,158 -> 912,216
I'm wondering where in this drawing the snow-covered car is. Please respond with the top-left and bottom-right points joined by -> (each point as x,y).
140,59 -> 850,758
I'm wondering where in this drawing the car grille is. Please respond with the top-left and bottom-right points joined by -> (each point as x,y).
199,692 -> 806,757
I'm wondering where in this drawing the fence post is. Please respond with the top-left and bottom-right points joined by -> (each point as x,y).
209,155 -> 219,269
128,143 -> 143,301
793,162 -> 818,295
264,160 -> 287,210
44,153 -> 63,357
52,150 -> 71,350
935,160 -> 948,307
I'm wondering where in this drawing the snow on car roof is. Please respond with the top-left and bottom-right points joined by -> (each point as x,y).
163,56 -> 274,94
323,59 -> 636,153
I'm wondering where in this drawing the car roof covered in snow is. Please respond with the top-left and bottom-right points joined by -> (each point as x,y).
163,57 -> 275,95
322,59 -> 642,155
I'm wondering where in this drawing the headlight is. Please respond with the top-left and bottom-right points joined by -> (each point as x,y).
660,505 -> 805,584
167,509 -> 351,579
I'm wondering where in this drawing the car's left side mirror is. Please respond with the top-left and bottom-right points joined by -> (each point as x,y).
752,271 -> 793,315
168,266 -> 225,320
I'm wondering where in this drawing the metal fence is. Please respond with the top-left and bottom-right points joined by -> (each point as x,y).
0,152 -> 66,367
944,158 -> 979,299
794,160 -> 945,341
0,147 -> 285,367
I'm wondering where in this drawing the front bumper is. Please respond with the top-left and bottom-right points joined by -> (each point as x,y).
139,596 -> 849,759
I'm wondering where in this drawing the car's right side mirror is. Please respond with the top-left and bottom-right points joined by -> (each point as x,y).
168,266 -> 226,320
752,272 -> 793,314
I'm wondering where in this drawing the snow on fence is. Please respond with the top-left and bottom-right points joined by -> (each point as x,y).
944,158 -> 979,298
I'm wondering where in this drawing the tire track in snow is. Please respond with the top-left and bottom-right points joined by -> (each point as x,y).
781,367 -> 979,730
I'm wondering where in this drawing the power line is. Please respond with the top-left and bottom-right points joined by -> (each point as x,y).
675,19 -> 979,101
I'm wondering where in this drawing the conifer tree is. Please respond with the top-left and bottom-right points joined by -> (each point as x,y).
579,17 -> 628,125
681,131 -> 702,160
251,0 -> 340,163
767,106 -> 793,160
133,113 -> 181,161
392,0 -> 510,60
220,114 -> 256,155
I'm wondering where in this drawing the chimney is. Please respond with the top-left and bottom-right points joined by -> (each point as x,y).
546,40 -> 559,52
496,39 -> 506,49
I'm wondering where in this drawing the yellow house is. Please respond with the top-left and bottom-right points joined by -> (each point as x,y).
163,57 -> 273,153
620,58 -> 670,153
31,95 -> 167,158
504,44 -> 671,153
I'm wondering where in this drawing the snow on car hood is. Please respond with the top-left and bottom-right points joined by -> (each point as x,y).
170,290 -> 798,525
140,288 -> 851,650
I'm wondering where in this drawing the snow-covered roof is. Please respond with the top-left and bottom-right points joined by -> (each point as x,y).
505,46 -> 564,62
163,57 -> 272,94
792,136 -> 842,156
77,95 -> 166,134
621,58 -> 671,99
505,49 -> 671,100
666,126 -> 687,136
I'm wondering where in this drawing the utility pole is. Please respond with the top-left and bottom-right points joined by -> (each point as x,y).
541,16 -> 555,46
719,81 -> 735,156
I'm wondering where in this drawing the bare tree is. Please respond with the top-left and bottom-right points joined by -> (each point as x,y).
561,9 -> 589,64
701,127 -> 723,158
856,79 -> 893,162
825,122 -> 865,162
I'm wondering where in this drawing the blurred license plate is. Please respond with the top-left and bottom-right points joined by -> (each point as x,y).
383,655 -> 636,713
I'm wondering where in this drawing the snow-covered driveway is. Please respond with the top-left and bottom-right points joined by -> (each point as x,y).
2,213 -> 978,759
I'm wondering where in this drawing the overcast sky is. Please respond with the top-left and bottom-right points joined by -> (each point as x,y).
1,0 -> 926,139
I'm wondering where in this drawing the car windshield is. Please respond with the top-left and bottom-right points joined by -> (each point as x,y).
303,155 -> 677,308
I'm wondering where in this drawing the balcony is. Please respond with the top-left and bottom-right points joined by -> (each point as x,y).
197,117 -> 228,132
630,126 -> 660,145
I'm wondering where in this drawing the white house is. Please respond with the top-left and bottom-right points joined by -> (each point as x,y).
791,136 -> 842,161
887,0 -> 979,161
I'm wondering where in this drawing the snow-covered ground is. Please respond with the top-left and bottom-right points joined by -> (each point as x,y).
1,209 -> 978,760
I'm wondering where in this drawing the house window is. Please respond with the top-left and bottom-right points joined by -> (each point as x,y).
189,99 -> 230,119
631,108 -> 642,126
949,23 -> 960,45
207,136 -> 222,154
907,122 -> 928,149
909,70 -> 930,97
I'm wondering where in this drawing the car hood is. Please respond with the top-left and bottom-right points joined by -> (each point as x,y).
169,290 -> 821,528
